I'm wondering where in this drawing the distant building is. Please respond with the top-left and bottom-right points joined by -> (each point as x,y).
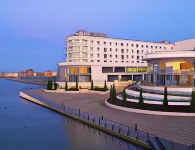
26,69 -> 34,77
34,72 -> 44,76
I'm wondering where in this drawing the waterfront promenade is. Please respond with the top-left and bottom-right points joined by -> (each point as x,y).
30,89 -> 195,146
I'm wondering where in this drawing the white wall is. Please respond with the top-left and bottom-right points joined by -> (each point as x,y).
173,39 -> 195,51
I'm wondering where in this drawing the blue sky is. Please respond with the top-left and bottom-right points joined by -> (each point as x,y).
0,0 -> 195,72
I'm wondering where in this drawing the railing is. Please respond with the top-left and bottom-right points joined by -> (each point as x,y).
21,87 -> 195,150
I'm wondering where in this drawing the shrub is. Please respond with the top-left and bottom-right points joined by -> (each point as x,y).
163,86 -> 168,110
91,80 -> 94,90
47,78 -> 53,90
54,83 -> 58,90
65,81 -> 68,91
122,89 -> 127,106
104,80 -> 108,91
110,85 -> 113,103
191,91 -> 195,112
112,84 -> 116,101
138,88 -> 144,109
76,75 -> 78,90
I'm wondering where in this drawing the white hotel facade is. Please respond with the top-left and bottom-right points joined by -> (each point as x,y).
57,30 -> 195,83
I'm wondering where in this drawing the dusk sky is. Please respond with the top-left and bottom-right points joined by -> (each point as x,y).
0,0 -> 195,72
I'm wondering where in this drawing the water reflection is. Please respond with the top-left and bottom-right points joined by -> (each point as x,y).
66,118 -> 144,150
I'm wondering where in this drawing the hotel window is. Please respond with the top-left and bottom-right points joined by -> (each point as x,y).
142,56 -> 143,58
142,50 -> 144,53
160,46 -> 162,49
97,54 -> 100,57
171,47 -> 173,50
90,54 -> 93,58
110,60 -> 112,62
115,43 -> 117,46
136,44 -> 139,48
121,55 -> 124,59
90,60 -> 94,62
137,61 -> 139,63
146,45 -> 148,48
164,47 -> 166,50
121,61 -> 124,62
115,55 -> 117,58
121,49 -> 124,53
121,43 -> 123,46
104,48 -> 107,52
132,50 -> 134,53
151,46 -> 153,49
110,42 -> 112,46
110,48 -> 112,52
126,55 -> 129,59
141,45 -> 144,48
104,60 -> 107,62
131,61 -> 134,63
90,41 -> 93,44
116,49 -> 118,52
137,50 -> 139,54
126,67 -> 137,72
110,54 -> 112,58
104,54 -> 107,58
90,47 -> 93,51
127,49 -> 129,53
138,67 -> 147,72
131,44 -> 134,47
97,47 -> 100,51
127,43 -> 128,47
97,41 -> 100,45
115,61 -> 118,62
126,61 -> 129,63
97,60 -> 100,62
137,56 -> 139,60
132,55 -> 134,59
155,46 -> 157,49
104,41 -> 106,45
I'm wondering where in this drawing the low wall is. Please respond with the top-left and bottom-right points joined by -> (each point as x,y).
138,85 -> 192,96
19,92 -> 150,149
125,89 -> 191,101
43,89 -> 110,95
105,99 -> 195,116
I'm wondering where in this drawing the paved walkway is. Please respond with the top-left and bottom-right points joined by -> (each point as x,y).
30,89 -> 195,146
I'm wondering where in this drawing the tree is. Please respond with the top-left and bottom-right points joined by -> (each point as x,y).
47,78 -> 52,90
163,86 -> 168,110
110,85 -> 113,103
112,84 -> 116,102
104,80 -> 108,91
76,75 -> 78,90
122,89 -> 127,106
65,81 -> 68,91
91,80 -> 94,90
138,88 -> 144,109
50,78 -> 53,90
191,91 -> 195,112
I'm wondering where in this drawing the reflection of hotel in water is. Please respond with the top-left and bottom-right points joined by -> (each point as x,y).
144,50 -> 195,86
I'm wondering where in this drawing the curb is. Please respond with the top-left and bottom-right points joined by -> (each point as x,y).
19,92 -> 151,149
105,100 -> 195,117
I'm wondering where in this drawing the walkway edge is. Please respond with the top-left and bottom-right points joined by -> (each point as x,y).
105,100 -> 195,117
19,91 -> 151,149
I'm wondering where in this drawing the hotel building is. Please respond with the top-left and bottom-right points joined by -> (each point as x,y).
57,30 -> 174,82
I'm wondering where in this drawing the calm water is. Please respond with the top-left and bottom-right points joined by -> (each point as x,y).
0,79 -> 143,150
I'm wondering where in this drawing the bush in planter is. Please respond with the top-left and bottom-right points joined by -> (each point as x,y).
138,88 -> 144,109
122,89 -> 127,106
104,80 -> 108,91
90,80 -> 94,90
191,91 -> 195,112
163,86 -> 168,110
